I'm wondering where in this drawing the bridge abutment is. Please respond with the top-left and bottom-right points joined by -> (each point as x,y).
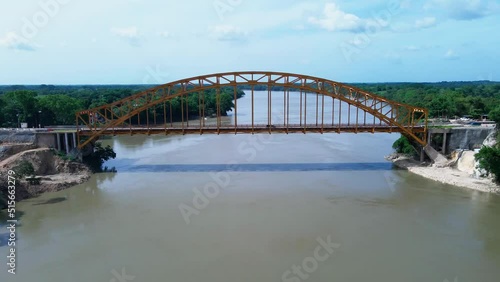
427,127 -> 495,155
0,129 -> 84,157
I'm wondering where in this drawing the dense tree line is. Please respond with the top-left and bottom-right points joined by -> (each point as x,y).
1,81 -> 499,127
0,86 -> 244,127
239,81 -> 500,121
356,82 -> 500,120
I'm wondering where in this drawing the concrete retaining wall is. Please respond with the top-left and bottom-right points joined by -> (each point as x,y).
0,130 -> 36,144
448,128 -> 495,151
429,127 -> 496,154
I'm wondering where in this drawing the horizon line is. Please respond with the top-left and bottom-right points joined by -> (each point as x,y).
0,80 -> 498,87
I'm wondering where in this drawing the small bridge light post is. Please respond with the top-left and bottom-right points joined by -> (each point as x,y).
38,110 -> 42,128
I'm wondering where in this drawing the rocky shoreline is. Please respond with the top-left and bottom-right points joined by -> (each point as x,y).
386,153 -> 500,193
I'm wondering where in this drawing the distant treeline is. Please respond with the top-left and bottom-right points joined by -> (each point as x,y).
0,81 -> 499,127
235,81 -> 500,119
0,85 -> 244,128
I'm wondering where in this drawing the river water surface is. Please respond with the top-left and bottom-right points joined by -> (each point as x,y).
2,92 -> 500,282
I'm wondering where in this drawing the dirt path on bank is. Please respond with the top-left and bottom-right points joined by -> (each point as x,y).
0,148 -> 48,168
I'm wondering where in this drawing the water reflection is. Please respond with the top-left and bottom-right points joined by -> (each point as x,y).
32,197 -> 68,206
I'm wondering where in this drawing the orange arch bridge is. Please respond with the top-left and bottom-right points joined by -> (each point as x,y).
76,71 -> 428,149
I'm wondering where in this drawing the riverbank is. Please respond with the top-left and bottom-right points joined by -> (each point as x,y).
386,154 -> 500,193
0,147 -> 92,209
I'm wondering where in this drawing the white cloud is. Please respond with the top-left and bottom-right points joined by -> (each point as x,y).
415,17 -> 437,28
209,25 -> 248,42
111,26 -> 142,46
308,3 -> 383,33
0,32 -> 36,51
425,0 -> 499,20
222,2 -> 318,32
444,49 -> 459,60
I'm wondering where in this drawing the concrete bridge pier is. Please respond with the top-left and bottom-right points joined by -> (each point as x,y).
55,133 -> 76,154
64,133 -> 70,154
56,133 -> 62,151
427,130 -> 448,155
442,132 -> 448,154
46,132 -> 79,155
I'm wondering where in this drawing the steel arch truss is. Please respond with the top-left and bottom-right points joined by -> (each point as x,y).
76,71 -> 428,148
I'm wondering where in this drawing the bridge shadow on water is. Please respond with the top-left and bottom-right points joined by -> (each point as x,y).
111,161 -> 394,173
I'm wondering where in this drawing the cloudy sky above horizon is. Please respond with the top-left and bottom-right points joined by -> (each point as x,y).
0,0 -> 499,84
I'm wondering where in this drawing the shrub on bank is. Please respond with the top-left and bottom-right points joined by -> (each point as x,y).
13,160 -> 35,177
83,143 -> 116,172
475,143 -> 500,184
392,135 -> 416,156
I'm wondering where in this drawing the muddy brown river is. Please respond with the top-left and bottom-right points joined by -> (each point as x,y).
1,92 -> 500,281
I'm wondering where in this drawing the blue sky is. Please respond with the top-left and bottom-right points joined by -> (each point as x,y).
0,0 -> 499,84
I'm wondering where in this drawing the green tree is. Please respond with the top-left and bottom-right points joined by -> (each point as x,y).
38,95 -> 84,125
2,91 -> 38,127
475,146 -> 500,183
0,98 -> 6,126
219,93 -> 234,115
392,135 -> 416,155
489,106 -> 500,125
83,143 -> 117,172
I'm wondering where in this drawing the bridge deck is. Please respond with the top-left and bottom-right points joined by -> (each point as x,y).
78,124 -> 426,136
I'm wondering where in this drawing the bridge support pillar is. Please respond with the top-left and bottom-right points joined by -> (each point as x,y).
56,133 -> 61,151
442,133 -> 447,155
64,133 -> 70,154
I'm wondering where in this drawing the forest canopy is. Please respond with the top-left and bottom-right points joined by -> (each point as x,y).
0,85 -> 244,128
0,81 -> 499,128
